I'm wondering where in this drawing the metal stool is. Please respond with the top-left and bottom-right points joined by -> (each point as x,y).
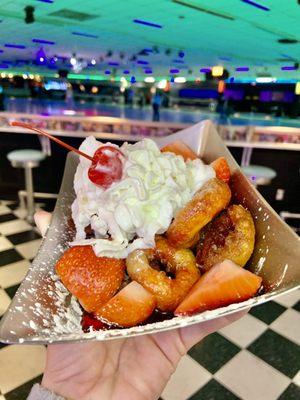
242,165 -> 277,187
7,149 -> 46,223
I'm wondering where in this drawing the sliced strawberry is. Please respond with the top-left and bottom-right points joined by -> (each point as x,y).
161,140 -> 198,161
175,260 -> 262,316
55,246 -> 125,313
211,157 -> 231,183
96,281 -> 156,327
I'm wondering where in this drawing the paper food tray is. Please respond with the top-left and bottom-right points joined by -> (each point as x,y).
0,120 -> 299,344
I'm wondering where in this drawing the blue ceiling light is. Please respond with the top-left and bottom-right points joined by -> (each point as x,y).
281,65 -> 298,71
0,50 -> 3,53
133,19 -> 162,29
200,68 -> 211,73
36,0 -> 54,3
172,59 -> 185,64
144,69 -> 153,74
137,60 -> 149,65
241,0 -> 270,11
0,64 -> 9,68
108,62 -> 119,66
178,50 -> 185,58
236,67 -> 249,71
130,76 -> 136,83
72,32 -> 99,39
170,68 -> 180,74
105,70 -> 111,75
4,43 -> 26,49
32,39 -> 55,45
123,70 -> 130,74
229,77 -> 235,83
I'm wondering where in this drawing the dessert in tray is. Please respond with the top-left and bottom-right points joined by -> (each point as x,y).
40,131 -> 262,331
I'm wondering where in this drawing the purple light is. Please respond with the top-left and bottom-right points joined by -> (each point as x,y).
0,50 -> 3,53
108,62 -> 119,66
241,0 -> 270,11
144,69 -> 152,74
137,60 -> 149,65
105,70 -> 111,75
236,67 -> 249,72
200,68 -> 211,73
32,39 -> 55,45
36,0 -> 54,3
123,70 -> 130,74
72,31 -> 99,39
0,64 -> 8,69
133,19 -> 162,29
281,66 -> 297,71
178,51 -> 185,58
170,68 -> 180,74
219,56 -> 231,61
4,43 -> 26,49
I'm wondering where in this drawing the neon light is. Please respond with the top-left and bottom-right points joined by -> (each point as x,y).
72,32 -> 98,39
133,19 -> 162,28
281,66 -> 297,71
241,0 -> 270,11
32,39 -> 55,45
236,67 -> 249,71
4,44 -> 26,49
200,68 -> 211,73
170,68 -> 180,74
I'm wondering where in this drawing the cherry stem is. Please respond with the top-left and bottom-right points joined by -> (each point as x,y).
10,122 -> 93,161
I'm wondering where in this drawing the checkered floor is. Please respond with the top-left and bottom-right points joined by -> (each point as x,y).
0,200 -> 299,400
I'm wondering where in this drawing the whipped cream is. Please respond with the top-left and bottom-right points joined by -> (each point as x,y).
71,136 -> 215,258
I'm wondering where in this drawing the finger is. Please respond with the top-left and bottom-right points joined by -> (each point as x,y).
34,210 -> 52,237
180,308 -> 249,351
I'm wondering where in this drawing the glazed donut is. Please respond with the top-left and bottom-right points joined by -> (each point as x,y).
167,178 -> 231,248
126,236 -> 200,312
196,204 -> 255,272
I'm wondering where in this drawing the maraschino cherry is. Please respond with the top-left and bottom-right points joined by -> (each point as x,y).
10,122 -> 123,189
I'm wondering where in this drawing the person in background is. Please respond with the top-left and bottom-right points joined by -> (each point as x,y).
152,91 -> 161,121
27,211 -> 246,400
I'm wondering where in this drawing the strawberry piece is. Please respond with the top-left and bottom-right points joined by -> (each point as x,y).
175,260 -> 262,316
161,140 -> 198,161
96,281 -> 156,327
211,157 -> 231,183
55,246 -> 125,313
81,312 -> 108,332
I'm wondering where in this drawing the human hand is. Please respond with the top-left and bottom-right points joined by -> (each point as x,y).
35,211 -> 247,400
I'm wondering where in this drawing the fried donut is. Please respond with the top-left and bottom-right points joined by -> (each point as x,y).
167,178 -> 231,248
196,205 -> 255,272
126,236 -> 200,312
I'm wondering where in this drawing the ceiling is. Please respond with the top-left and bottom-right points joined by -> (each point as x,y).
0,0 -> 299,80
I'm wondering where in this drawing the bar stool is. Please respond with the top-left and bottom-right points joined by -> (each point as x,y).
242,165 -> 277,187
240,147 -> 276,187
7,149 -> 46,223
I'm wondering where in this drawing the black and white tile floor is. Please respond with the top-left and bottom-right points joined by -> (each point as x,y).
0,200 -> 299,400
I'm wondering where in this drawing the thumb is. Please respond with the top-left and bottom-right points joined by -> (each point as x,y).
180,309 -> 249,351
